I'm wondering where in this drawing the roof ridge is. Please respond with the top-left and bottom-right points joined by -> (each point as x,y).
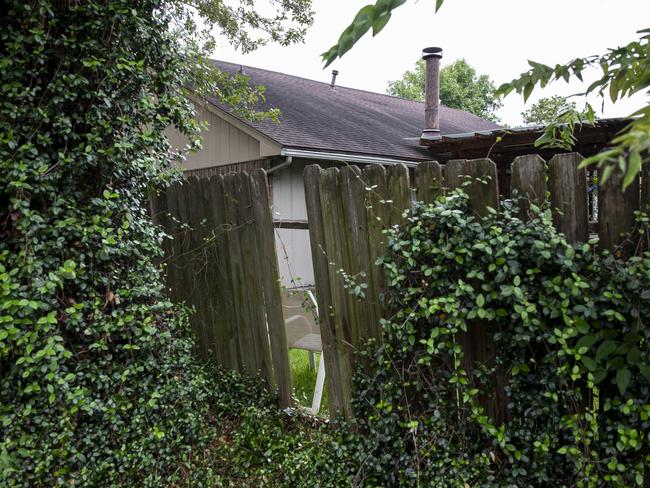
210,58 -> 427,106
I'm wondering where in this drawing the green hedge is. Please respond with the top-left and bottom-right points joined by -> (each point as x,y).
0,1 -> 223,485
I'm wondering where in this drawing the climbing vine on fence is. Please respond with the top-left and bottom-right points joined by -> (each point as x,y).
338,191 -> 650,487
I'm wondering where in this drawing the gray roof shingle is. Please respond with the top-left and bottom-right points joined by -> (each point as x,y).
208,60 -> 500,162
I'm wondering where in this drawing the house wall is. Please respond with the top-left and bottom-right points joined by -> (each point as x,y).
271,160 -> 314,288
166,101 -> 280,170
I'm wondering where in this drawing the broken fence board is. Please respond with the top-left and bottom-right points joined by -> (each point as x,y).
250,169 -> 293,407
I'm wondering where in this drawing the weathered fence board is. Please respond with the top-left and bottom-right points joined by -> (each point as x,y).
304,165 -> 348,417
548,153 -> 588,243
511,154 -> 547,219
152,170 -> 292,407
341,166 -> 377,343
319,167 -> 356,418
445,158 -> 507,425
415,160 -> 443,204
364,164 -> 390,333
445,158 -> 499,216
304,152 -> 645,419
388,164 -> 411,226
599,166 -> 640,252
250,170 -> 292,406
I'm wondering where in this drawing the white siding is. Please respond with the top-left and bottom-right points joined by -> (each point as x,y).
272,162 -> 314,288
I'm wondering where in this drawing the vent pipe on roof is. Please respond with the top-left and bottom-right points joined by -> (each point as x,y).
330,69 -> 339,88
421,47 -> 443,141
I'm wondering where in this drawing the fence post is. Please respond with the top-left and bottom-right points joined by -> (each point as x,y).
548,153 -> 588,243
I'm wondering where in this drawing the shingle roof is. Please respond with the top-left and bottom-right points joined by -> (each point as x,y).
207,60 -> 500,162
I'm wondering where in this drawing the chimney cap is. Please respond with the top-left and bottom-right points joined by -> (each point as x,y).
422,47 -> 443,60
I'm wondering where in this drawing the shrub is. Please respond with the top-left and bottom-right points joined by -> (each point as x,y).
339,191 -> 650,487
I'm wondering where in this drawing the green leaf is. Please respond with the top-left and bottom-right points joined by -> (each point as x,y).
638,364 -> 650,383
616,368 -> 631,395
574,317 -> 589,334
372,12 -> 391,36
581,356 -> 597,372
523,82 -> 535,102
595,340 -> 617,362
601,164 -> 614,185
623,151 -> 641,188
435,0 -> 445,12
576,334 -> 599,350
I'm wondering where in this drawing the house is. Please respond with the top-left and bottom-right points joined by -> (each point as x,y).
168,48 -> 502,288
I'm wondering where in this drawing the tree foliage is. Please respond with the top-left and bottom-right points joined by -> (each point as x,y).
0,0 -> 312,485
326,0 -> 649,187
332,192 -> 650,486
521,95 -> 581,125
387,58 -> 502,122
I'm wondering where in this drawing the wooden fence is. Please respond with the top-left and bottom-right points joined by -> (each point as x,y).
304,153 -> 647,418
150,170 -> 292,407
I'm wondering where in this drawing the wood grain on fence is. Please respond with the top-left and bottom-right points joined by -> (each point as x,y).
304,152 -> 644,419
548,153 -> 588,243
151,170 -> 292,407
511,154 -> 547,219
304,165 -> 349,417
599,166 -> 639,252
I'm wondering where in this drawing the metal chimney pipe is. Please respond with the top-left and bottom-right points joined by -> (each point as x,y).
330,69 -> 339,88
421,47 -> 443,140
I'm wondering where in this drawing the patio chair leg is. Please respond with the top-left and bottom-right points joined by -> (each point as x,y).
308,351 -> 315,371
309,353 -> 326,415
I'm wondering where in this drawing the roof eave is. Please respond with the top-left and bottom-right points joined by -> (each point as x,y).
280,147 -> 425,167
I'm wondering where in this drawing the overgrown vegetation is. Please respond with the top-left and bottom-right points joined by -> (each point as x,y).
322,191 -> 650,486
0,0 -> 313,485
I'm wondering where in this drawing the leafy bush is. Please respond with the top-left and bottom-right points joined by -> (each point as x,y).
336,191 -> 650,487
0,2 -> 221,485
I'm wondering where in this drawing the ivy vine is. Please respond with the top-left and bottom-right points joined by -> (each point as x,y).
335,191 -> 650,487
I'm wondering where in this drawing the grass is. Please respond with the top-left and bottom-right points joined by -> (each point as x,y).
289,348 -> 328,416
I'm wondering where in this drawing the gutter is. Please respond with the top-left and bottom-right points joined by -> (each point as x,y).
267,156 -> 292,174
280,148 -> 420,168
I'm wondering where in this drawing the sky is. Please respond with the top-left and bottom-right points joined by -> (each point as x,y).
211,0 -> 650,126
